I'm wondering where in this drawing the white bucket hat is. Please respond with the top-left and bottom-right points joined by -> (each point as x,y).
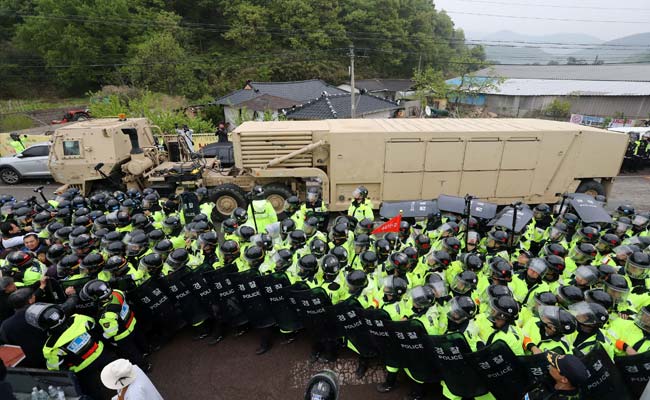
101,359 -> 137,390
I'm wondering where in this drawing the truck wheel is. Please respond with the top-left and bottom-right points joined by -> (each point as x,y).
263,183 -> 293,214
210,183 -> 247,222
576,179 -> 605,196
0,167 -> 21,184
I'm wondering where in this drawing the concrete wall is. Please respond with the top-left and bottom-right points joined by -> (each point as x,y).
486,94 -> 650,118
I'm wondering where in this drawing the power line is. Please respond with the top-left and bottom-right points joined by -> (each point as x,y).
451,0 -> 650,11
445,10 -> 650,24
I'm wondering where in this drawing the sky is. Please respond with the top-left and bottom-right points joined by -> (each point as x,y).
433,0 -> 650,41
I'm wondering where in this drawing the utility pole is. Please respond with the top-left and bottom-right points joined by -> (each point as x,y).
349,44 -> 356,118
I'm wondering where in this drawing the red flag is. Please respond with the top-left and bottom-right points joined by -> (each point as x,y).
371,213 -> 402,235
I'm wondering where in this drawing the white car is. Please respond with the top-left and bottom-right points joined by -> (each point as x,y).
0,142 -> 52,184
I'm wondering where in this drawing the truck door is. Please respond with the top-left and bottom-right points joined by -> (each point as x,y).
422,138 -> 464,198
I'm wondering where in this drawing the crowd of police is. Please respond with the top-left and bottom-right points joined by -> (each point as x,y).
623,133 -> 650,172
0,183 -> 650,400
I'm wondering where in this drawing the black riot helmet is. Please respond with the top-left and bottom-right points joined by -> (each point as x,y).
355,218 -> 374,236
384,232 -> 398,251
543,243 -> 567,258
244,246 -> 266,269
303,217 -> 319,238
388,252 -> 410,275
219,240 -> 241,264
414,234 -> 431,256
402,247 -> 419,270
80,253 -> 105,275
460,252 -> 483,272
538,305 -> 578,336
489,260 -> 513,283
441,237 -> 461,256
426,250 -> 451,272
147,229 -> 165,246
232,207 -> 248,225
382,276 -> 408,301
330,223 -> 349,245
25,303 -> 68,332
273,249 -> 294,272
321,254 -> 341,281
447,296 -> 478,324
450,270 -> 478,295
374,239 -> 391,261
140,253 -> 164,274
596,233 -> 621,254
309,238 -> 328,258
46,244 -> 68,265
289,230 -> 307,249
57,255 -> 81,278
557,285 -> 584,308
107,241 -> 126,257
533,203 -> 551,220
251,185 -> 265,200
126,233 -> 148,258
162,215 -> 181,236
298,254 -> 319,278
166,248 -> 189,271
153,239 -> 173,260
237,225 -> 256,243
411,285 -> 436,311
80,279 -> 112,303
222,218 -> 238,234
105,255 -> 130,275
398,220 -> 411,241
488,296 -> 519,323
346,270 -> 368,294
329,246 -> 349,268
195,187 -> 208,203
360,251 -> 378,271
283,196 -> 300,214
584,288 -> 614,311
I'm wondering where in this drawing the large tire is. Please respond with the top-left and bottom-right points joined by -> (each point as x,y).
576,179 -> 605,196
0,167 -> 21,184
210,183 -> 247,222
263,183 -> 294,214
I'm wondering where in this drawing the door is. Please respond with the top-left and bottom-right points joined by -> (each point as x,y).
15,145 -> 50,176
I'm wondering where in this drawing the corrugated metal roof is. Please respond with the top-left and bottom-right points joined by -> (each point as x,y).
488,79 -> 650,96
213,79 -> 346,106
285,93 -> 400,120
354,79 -> 414,92
473,64 -> 650,82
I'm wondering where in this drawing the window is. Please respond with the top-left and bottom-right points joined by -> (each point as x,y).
21,145 -> 49,157
63,140 -> 80,156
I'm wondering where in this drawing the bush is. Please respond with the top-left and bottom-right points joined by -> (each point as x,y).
544,99 -> 572,118
0,114 -> 33,132
87,88 -> 214,133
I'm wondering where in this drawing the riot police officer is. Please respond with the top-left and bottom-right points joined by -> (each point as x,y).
348,186 -> 373,222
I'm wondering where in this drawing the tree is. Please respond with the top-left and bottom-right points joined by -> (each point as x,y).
544,99 -> 571,118
446,54 -> 504,109
412,66 -> 448,116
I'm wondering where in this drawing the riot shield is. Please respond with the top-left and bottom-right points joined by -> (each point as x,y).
129,277 -> 185,332
438,195 -> 497,219
579,345 -> 631,400
60,276 -> 96,316
180,267 -> 214,309
179,191 -> 201,222
615,352 -> 650,398
518,352 -> 552,388
231,269 -> 275,329
380,201 -> 438,219
286,286 -> 332,328
163,268 -> 211,326
570,196 -> 612,224
361,308 -> 394,366
386,319 -> 439,383
255,272 -> 302,332
202,266 -> 248,327
328,298 -> 376,358
429,333 -> 488,398
465,339 -> 528,400
488,206 -> 534,234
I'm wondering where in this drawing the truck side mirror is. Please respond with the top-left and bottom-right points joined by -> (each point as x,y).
94,163 -> 104,171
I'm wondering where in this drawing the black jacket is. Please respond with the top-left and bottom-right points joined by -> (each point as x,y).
0,308 -> 47,368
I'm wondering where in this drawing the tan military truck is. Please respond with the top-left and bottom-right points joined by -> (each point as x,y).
48,117 -> 627,221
